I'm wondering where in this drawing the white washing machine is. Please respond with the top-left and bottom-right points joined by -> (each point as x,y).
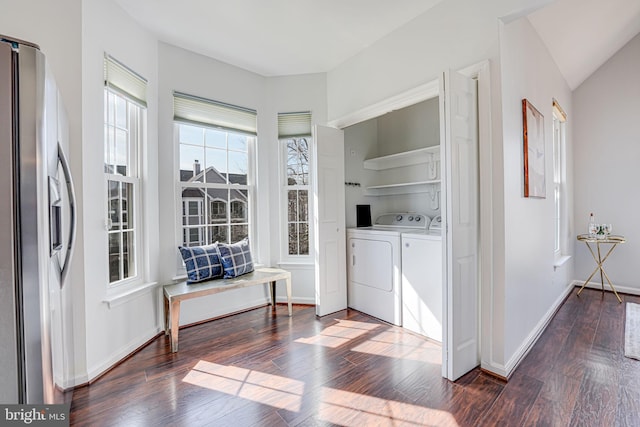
401,217 -> 443,341
347,213 -> 429,325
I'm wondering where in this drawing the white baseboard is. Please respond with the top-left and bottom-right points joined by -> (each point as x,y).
480,360 -> 509,379
571,279 -> 640,296
276,296 -> 315,305
85,327 -> 162,383
497,283 -> 575,379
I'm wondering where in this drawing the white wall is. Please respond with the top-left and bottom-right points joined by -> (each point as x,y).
158,44 -> 326,322
158,43 -> 271,325
498,17 -> 574,373
81,0 -> 160,382
326,0 -> 552,123
573,33 -> 640,293
266,74 -> 327,304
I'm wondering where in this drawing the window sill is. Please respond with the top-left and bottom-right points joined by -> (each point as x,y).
553,255 -> 571,270
103,281 -> 160,309
277,261 -> 314,268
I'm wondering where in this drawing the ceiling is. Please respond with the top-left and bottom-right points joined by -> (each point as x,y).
114,0 -> 640,88
113,0 -> 443,76
528,0 -> 640,90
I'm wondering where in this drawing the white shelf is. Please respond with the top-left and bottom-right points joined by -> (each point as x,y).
363,146 -> 439,170
365,180 -> 440,196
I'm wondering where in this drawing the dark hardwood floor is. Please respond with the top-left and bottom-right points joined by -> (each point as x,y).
70,287 -> 640,426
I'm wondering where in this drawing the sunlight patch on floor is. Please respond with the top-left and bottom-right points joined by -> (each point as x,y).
319,387 -> 459,427
182,360 -> 304,411
350,330 -> 442,364
294,319 -> 381,348
183,360 -> 457,425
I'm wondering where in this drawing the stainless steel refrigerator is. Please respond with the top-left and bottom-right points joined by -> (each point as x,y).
0,35 -> 76,404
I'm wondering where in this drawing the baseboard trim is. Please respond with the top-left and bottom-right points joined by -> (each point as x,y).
501,283 -> 575,379
571,280 -> 640,296
85,327 -> 162,384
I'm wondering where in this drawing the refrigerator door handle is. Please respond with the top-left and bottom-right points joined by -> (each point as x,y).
57,142 -> 76,287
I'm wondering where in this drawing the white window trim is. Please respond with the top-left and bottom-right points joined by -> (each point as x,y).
552,100 -> 568,262
279,136 -> 314,263
173,123 -> 256,275
104,87 -> 146,290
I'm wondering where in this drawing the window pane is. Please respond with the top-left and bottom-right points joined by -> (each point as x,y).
298,190 -> 308,222
209,199 -> 227,224
230,225 -> 248,243
228,133 -> 247,151
228,151 -> 248,184
180,145 -> 205,182
288,190 -> 298,222
286,138 -> 309,186
106,92 -> 115,125
115,128 -> 128,175
122,182 -> 133,230
115,95 -> 127,128
205,148 -> 227,183
123,230 -> 135,279
108,180 -> 120,231
207,225 -> 227,244
288,223 -> 298,255
180,124 -> 204,146
183,226 -> 205,247
205,128 -> 226,149
105,126 -> 115,173
230,200 -> 247,224
299,223 -> 309,255
108,232 -> 121,282
181,191 -> 204,226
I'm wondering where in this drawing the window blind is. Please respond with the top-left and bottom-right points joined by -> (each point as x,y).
173,92 -> 257,136
278,111 -> 312,138
104,54 -> 147,107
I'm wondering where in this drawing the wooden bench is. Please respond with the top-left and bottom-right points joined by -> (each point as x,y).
163,267 -> 292,352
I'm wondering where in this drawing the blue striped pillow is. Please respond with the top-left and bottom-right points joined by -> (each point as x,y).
178,244 -> 224,283
216,237 -> 254,278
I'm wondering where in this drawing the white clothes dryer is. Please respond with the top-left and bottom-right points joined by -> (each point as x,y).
346,213 -> 429,325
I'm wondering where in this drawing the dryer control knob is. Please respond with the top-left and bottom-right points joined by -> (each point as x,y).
408,216 -> 414,221
396,215 -> 403,221
415,216 -> 422,222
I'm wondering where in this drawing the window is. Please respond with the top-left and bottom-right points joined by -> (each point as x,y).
174,92 -> 256,248
104,55 -> 146,285
279,112 -> 312,258
552,99 -> 567,257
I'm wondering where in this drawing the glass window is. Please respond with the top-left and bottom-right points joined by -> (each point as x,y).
284,137 -> 311,256
177,123 -> 253,247
278,111 -> 312,259
552,100 -> 567,258
104,89 -> 143,285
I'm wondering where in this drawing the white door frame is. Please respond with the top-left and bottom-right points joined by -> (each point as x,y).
328,60 -> 493,378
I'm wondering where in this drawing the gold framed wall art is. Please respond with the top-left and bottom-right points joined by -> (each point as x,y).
522,98 -> 545,198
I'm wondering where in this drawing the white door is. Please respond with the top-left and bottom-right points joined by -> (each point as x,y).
313,125 -> 347,316
441,70 -> 479,380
